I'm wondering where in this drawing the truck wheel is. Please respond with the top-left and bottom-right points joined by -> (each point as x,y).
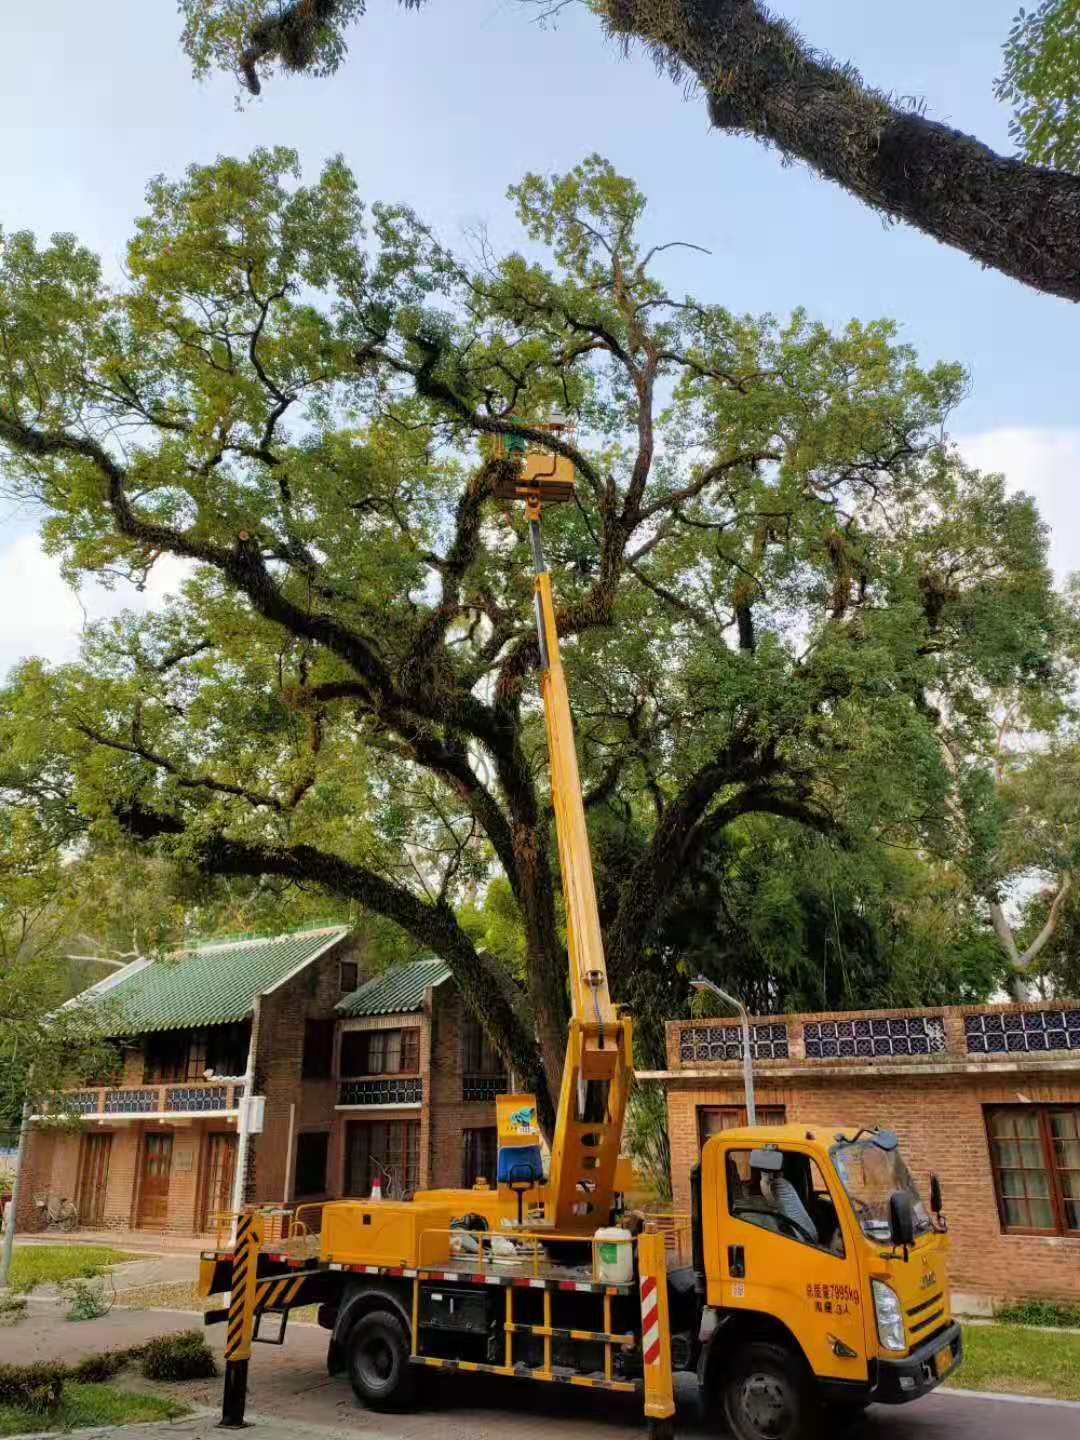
346,1311 -> 417,1412
722,1342 -> 819,1440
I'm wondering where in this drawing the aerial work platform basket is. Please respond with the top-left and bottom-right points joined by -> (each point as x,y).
490,419 -> 576,505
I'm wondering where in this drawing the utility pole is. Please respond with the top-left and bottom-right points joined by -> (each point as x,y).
0,1101 -> 31,1290
689,976 -> 757,1125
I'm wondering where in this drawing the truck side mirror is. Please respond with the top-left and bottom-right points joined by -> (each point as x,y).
930,1174 -> 943,1214
889,1190 -> 916,1256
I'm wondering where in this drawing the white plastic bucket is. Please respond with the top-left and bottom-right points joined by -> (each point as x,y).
594,1226 -> 633,1285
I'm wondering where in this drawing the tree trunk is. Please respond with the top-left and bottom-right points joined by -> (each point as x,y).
603,0 -> 1080,304
990,874 -> 1072,1001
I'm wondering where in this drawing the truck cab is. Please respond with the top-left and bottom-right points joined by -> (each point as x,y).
690,1122 -> 961,1440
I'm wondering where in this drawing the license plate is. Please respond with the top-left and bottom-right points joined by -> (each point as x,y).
934,1344 -> 955,1378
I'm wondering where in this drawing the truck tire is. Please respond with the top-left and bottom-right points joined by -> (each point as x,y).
721,1341 -> 820,1440
346,1310 -> 417,1412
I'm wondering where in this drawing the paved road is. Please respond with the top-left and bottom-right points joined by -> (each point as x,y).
12,1304 -> 1079,1439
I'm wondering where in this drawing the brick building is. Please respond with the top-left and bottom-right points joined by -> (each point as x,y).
19,925 -> 358,1237
330,958 -> 510,1200
644,1000 -> 1080,1311
19,936 -> 511,1238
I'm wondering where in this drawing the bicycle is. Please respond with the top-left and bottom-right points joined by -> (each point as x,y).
34,1193 -> 78,1232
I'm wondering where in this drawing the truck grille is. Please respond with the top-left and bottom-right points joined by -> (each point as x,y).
907,1291 -> 946,1337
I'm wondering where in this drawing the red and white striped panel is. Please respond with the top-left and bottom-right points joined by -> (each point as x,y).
640,1274 -> 661,1366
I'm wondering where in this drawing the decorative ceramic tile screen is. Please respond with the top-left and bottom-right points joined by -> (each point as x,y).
165,1085 -> 230,1112
104,1087 -> 158,1113
67,1091 -> 99,1115
965,1009 -> 1080,1055
679,1023 -> 789,1063
338,1077 -> 423,1106
462,1074 -> 509,1103
803,1016 -> 947,1060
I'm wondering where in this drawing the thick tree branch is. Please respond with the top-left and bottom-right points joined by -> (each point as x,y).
112,800 -> 553,1125
603,0 -> 1080,304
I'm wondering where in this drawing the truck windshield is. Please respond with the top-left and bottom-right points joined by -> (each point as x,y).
831,1139 -> 931,1243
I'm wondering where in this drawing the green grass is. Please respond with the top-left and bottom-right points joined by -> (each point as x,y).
945,1323 -> 1080,1401
0,1382 -> 188,1435
8,1246 -> 138,1295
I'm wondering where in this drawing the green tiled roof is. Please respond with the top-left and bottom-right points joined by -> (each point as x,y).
337,957 -> 450,1017
95,925 -> 351,1035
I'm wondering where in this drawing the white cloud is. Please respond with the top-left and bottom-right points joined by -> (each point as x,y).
0,531 -> 188,679
958,427 -> 1080,585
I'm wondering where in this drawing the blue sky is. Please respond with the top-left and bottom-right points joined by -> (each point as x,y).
1,0 -> 1078,670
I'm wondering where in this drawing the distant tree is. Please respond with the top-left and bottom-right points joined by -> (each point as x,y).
0,150 -> 1066,1123
178,0 -> 1080,303
953,716 -> 1080,998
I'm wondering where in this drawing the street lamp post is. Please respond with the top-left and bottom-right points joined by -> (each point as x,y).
689,976 -> 756,1126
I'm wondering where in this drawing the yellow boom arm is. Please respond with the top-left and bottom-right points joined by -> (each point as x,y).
524,499 -> 633,1233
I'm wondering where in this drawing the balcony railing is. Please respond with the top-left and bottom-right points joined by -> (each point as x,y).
337,1076 -> 423,1107
39,1081 -> 241,1121
462,1073 -> 509,1103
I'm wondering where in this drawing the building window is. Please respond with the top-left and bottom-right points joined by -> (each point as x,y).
340,1027 -> 420,1077
463,1127 -> 498,1188
302,1019 -> 336,1079
461,1014 -> 504,1076
345,1119 -> 420,1198
340,961 -> 359,995
143,1024 -> 249,1084
294,1132 -> 330,1199
698,1106 -> 787,1146
986,1106 -> 1080,1236
726,1147 -> 843,1254
207,1023 -> 249,1078
144,1031 -> 185,1083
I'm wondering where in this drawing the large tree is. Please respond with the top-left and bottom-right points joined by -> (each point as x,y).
178,0 -> 1080,304
0,150 -> 1063,1122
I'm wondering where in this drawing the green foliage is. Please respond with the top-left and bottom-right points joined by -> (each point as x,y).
138,1330 -> 218,1382
0,149 -> 1068,1096
60,1277 -> 111,1322
0,1382 -> 188,1437
179,0 -> 368,95
67,1352 -> 128,1385
6,1245 -> 135,1296
997,1 -> 1080,169
996,1297 -> 1080,1329
623,1083 -> 672,1202
0,1294 -> 27,1328
0,1364 -> 64,1415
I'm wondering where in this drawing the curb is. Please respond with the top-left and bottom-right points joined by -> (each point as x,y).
941,1386 -> 1080,1410
12,1405 -> 387,1440
10,1406 -> 219,1440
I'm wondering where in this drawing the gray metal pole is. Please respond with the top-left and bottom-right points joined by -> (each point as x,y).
690,977 -> 756,1125
0,1101 -> 31,1290
738,1007 -> 757,1126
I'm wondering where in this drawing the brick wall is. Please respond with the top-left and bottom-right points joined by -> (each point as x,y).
657,1000 -> 1080,1306
328,984 -> 505,1196
249,935 -> 362,1207
429,988 -> 504,1189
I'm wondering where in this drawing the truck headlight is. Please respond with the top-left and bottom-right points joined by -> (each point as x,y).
872,1281 -> 906,1353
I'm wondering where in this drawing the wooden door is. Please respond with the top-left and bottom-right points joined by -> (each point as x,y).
137,1133 -> 173,1228
77,1133 -> 112,1228
199,1132 -> 237,1231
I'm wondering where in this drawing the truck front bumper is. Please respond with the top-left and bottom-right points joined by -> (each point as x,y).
872,1321 -> 963,1405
